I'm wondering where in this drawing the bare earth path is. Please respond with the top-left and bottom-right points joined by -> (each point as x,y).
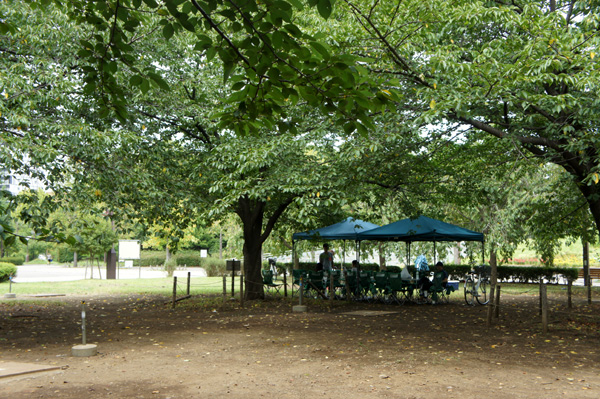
1,291 -> 599,398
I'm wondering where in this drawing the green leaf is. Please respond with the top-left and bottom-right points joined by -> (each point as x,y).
163,23 -> 175,40
129,75 -> 144,86
317,0 -> 332,19
309,41 -> 330,60
223,62 -> 234,84
147,72 -> 170,90
142,0 -> 158,8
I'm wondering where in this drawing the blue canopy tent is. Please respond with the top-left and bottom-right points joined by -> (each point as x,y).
356,216 -> 485,276
292,217 -> 380,267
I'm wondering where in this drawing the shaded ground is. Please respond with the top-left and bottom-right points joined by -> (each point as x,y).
1,289 -> 600,398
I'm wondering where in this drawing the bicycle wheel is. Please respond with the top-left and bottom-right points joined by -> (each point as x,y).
464,278 -> 475,305
476,279 -> 490,305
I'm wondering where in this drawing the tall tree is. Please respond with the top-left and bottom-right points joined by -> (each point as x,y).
338,0 -> 600,236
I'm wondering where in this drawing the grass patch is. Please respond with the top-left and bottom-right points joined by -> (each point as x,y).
0,277 -> 225,297
483,282 -> 600,297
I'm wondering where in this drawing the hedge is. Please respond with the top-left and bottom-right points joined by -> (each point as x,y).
0,256 -> 25,266
0,262 -> 17,282
273,262 -> 578,283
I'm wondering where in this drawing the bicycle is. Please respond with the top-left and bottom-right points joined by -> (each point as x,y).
464,265 -> 490,305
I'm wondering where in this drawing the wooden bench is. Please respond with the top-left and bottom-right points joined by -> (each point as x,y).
577,268 -> 600,279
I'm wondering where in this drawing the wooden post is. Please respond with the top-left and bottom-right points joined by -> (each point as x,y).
539,282 -> 543,316
222,275 -> 226,304
344,270 -> 351,301
486,284 -> 495,327
186,272 -> 191,296
172,276 -> 177,309
541,283 -> 548,334
283,269 -> 288,297
329,272 -> 334,304
231,271 -> 235,297
494,285 -> 501,319
567,279 -> 572,309
240,273 -> 244,307
299,275 -> 304,306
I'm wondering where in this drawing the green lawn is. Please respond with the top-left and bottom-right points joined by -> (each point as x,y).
0,277 -> 225,297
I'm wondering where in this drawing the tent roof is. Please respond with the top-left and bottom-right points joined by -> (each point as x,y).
356,215 -> 484,243
293,217 -> 380,241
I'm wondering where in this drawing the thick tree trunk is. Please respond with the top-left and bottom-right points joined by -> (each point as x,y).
236,195 -> 297,300
237,196 -> 266,300
243,226 -> 264,300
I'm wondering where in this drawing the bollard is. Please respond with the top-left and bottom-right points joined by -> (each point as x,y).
81,301 -> 87,345
71,300 -> 97,357
293,275 -> 307,313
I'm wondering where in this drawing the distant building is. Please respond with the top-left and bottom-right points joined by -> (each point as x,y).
0,168 -> 46,195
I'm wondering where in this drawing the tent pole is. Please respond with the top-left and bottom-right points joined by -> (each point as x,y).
434,241 -> 437,265
343,240 -> 346,270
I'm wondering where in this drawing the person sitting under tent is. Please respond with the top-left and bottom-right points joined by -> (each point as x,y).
419,261 -> 448,297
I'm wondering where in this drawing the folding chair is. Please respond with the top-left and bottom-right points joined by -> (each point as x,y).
430,276 -> 455,304
388,273 -> 406,305
373,272 -> 390,302
306,270 -> 327,299
262,270 -> 283,295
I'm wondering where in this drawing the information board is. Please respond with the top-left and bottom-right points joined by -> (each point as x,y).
118,240 -> 141,260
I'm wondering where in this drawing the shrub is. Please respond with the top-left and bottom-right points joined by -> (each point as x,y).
133,254 -> 166,267
203,257 -> 227,276
58,249 -> 75,263
0,256 -> 25,266
164,258 -> 177,277
175,253 -> 203,267
0,262 -> 17,282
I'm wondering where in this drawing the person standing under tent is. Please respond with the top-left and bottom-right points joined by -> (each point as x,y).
319,243 -> 334,272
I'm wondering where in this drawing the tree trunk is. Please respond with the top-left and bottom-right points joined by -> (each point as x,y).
486,249 -> 498,327
166,244 -> 171,261
243,226 -> 264,300
453,243 -> 461,264
237,196 -> 267,300
378,242 -> 386,270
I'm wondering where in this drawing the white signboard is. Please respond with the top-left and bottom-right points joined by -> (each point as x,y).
118,240 -> 141,260
200,249 -> 208,258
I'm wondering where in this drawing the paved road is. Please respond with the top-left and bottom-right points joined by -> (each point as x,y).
13,264 -> 207,283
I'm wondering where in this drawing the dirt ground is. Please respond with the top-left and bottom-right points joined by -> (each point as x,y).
1,289 -> 600,399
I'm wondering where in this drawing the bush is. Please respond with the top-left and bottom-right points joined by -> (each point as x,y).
0,262 -> 17,282
133,254 -> 166,267
164,258 -> 177,277
0,256 -> 25,266
203,257 -> 227,277
175,253 -> 203,267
